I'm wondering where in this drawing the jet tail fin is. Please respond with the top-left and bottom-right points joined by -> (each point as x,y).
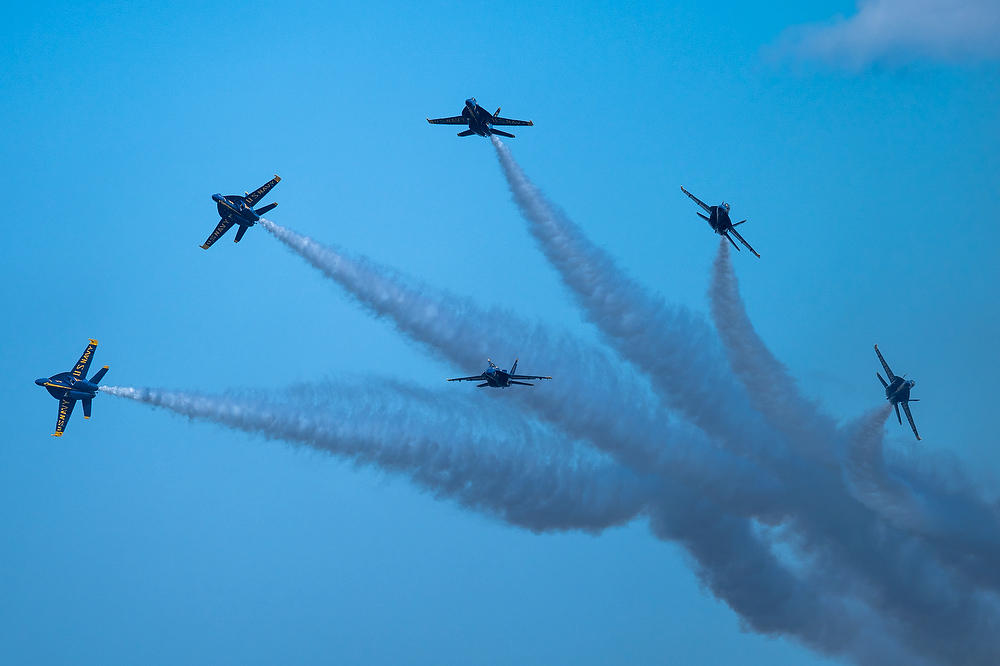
82,398 -> 92,419
510,358 -> 518,375
697,212 -> 710,222
234,225 -> 249,243
491,128 -> 515,138
90,365 -> 109,384
254,202 -> 277,216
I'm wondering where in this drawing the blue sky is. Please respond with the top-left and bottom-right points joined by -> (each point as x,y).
2,2 -> 998,664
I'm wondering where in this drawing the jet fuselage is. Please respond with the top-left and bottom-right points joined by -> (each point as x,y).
709,204 -> 733,234
462,98 -> 498,137
35,373 -> 99,400
885,377 -> 915,405
213,194 -> 258,226
481,365 -> 514,387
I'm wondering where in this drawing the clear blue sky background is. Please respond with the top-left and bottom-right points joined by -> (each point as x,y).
2,2 -> 998,664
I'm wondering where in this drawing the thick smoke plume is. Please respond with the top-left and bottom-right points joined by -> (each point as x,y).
257,222 -> 925,663
259,218 -> 768,509
491,139 -> 1000,664
101,382 -> 648,532
111,149 -> 1000,664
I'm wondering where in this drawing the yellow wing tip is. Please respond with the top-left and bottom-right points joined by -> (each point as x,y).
52,432 -> 63,437
200,244 -> 210,250
274,174 -> 281,181
89,338 -> 99,345
83,416 -> 90,420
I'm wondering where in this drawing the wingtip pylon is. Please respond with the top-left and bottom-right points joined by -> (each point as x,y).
89,338 -> 98,345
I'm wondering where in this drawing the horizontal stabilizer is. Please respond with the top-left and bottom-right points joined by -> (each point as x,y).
490,128 -> 515,138
234,225 -> 249,243
724,233 -> 741,251
477,382 -> 490,388
82,398 -> 92,419
254,202 -> 277,216
697,212 -> 710,222
877,372 -> 888,388
90,365 -> 109,384
457,129 -> 475,137
732,219 -> 747,227
509,380 -> 535,386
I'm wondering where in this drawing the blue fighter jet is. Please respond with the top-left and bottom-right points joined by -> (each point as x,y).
35,339 -> 109,437
681,186 -> 760,258
447,359 -> 551,388
202,175 -> 281,249
875,344 -> 921,440
427,98 -> 533,138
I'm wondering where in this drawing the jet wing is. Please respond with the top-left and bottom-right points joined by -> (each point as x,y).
680,186 -> 712,213
901,401 -> 921,440
202,219 -> 235,249
728,227 -> 760,259
427,116 -> 468,125
71,339 -> 98,380
874,344 -> 896,380
510,374 -> 552,380
53,397 -> 76,437
244,175 -> 280,207
490,116 -> 533,126
447,375 -> 486,382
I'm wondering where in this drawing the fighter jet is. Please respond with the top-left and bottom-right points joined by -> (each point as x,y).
447,359 -> 551,388
202,175 -> 281,249
35,339 -> 109,437
874,344 -> 921,440
680,186 -> 760,258
427,98 -> 533,138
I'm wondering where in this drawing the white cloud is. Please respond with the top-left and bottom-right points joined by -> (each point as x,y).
776,0 -> 1000,68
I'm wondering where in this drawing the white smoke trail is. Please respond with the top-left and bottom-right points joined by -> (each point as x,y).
490,138 -> 780,460
101,383 -> 649,532
711,239 -> 1000,596
103,381 -> 916,663
490,141 -> 1000,664
256,226 -> 926,663
709,241 -> 838,459
259,218 -> 775,513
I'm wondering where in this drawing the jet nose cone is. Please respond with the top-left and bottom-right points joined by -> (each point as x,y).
35,378 -> 47,386
212,193 -> 223,202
